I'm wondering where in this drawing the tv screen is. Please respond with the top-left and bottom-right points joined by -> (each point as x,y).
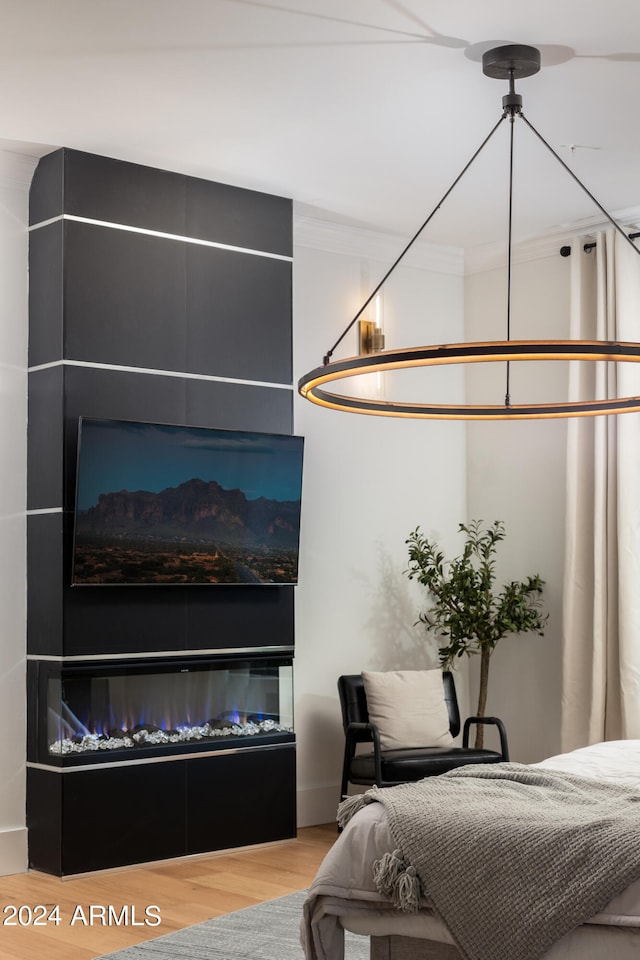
71,418 -> 304,586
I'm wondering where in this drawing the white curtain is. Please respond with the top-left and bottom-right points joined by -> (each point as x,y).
561,229 -> 640,751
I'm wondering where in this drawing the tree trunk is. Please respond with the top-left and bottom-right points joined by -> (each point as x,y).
474,648 -> 491,749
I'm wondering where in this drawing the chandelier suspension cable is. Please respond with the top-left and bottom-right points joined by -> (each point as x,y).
322,114 -> 507,365
504,73 -> 517,408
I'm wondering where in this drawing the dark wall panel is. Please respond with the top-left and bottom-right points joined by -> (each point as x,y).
61,354 -> 293,436
185,373 -> 293,435
61,762 -> 186,874
62,586 -> 189,658
29,148 -> 291,256
185,178 -> 292,257
27,513 -> 65,657
186,245 -> 292,383
27,768 -> 63,875
60,586 -> 294,658
63,365 -> 188,424
64,222 -> 188,370
28,366 -> 64,510
32,563 -> 295,659
28,222 -> 64,367
63,150 -> 187,235
184,585 -> 294,652
186,745 -> 296,854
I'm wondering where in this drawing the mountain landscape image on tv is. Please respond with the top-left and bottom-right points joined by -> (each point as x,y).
72,418 -> 304,586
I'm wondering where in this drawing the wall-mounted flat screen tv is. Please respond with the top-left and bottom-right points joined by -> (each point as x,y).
71,418 -> 304,586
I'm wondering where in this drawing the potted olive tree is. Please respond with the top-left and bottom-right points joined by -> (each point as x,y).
405,520 -> 547,747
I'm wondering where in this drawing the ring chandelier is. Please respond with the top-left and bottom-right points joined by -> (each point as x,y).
298,45 -> 640,421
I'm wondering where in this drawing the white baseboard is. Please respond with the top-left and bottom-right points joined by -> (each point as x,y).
0,827 -> 28,876
296,783 -> 342,828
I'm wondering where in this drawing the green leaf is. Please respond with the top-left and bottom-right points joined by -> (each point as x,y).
404,519 -> 548,711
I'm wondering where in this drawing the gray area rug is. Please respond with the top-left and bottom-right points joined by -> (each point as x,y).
97,889 -> 368,960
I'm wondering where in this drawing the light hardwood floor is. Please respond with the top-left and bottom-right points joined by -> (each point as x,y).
0,824 -> 337,960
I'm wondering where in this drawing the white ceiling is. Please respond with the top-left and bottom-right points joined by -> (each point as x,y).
3,0 -> 640,251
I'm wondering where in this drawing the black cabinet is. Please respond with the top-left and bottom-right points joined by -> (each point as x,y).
186,745 -> 296,855
27,745 -> 295,876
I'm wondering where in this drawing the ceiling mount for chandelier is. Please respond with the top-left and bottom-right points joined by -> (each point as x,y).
298,44 -> 640,421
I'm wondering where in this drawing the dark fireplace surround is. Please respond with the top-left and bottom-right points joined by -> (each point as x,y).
26,653 -> 296,876
26,149 -> 297,876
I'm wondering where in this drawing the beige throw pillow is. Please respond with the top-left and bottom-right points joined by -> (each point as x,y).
361,669 -> 454,751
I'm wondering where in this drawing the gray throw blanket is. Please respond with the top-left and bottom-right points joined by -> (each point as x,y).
337,763 -> 640,960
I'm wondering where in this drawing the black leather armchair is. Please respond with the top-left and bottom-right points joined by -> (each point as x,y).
338,672 -> 509,798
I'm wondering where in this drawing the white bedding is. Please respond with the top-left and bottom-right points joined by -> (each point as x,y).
301,740 -> 640,960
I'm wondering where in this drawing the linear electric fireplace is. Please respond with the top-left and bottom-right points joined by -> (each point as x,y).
30,655 -> 294,765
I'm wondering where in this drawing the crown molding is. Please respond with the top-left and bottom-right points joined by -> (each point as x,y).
465,205 -> 640,275
294,206 -> 640,279
293,213 -> 464,277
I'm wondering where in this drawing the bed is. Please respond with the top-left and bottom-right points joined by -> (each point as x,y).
301,740 -> 640,960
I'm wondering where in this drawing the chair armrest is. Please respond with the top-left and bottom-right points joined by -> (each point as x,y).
346,721 -> 375,736
462,716 -> 509,761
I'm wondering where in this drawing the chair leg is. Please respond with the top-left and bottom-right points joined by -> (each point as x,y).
339,767 -> 349,804
340,745 -> 354,803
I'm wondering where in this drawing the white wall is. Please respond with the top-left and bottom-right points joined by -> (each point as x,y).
292,226 -> 574,822
0,149 -> 36,875
292,220 -> 467,825
464,251 -> 571,763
